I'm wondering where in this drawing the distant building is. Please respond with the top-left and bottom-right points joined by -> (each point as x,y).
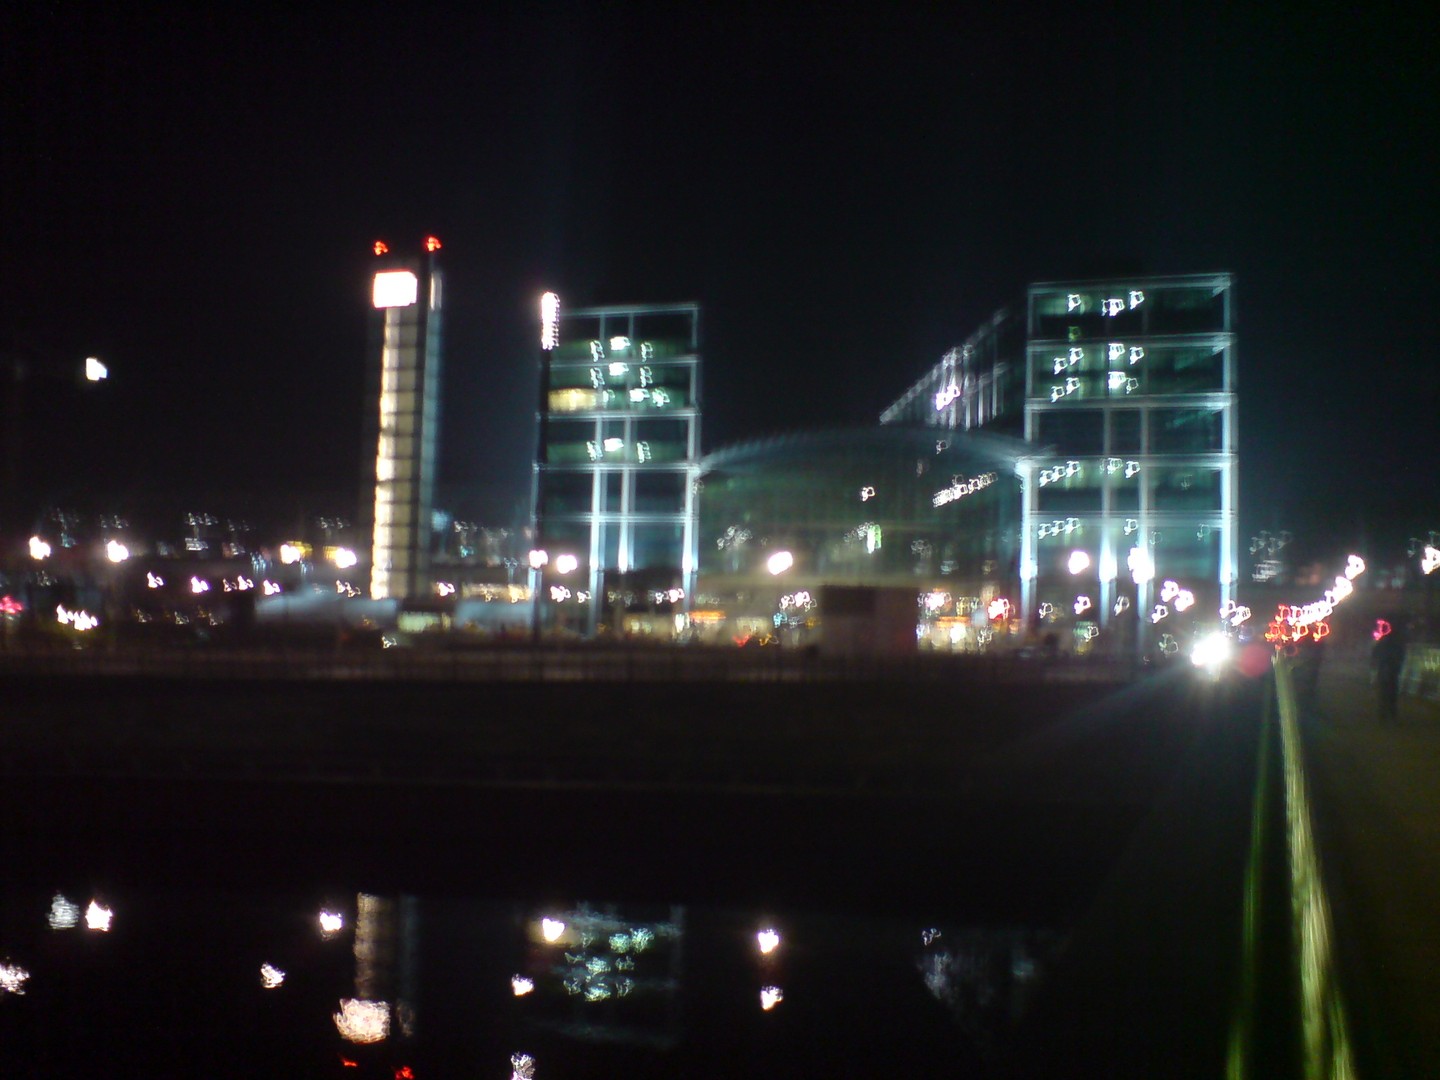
533,302 -> 701,636
881,273 -> 1237,634
361,240 -> 444,601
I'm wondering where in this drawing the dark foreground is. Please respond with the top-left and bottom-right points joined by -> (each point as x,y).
0,665 -> 1277,1077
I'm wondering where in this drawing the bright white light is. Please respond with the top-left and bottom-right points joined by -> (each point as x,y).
1345,554 -> 1366,580
85,900 -> 113,932
757,928 -> 781,955
511,1053 -> 537,1080
1038,602 -> 1056,620
1067,293 -> 1083,312
1424,546 -> 1440,575
260,963 -> 286,989
629,387 -> 649,402
541,292 -> 560,350
934,381 -> 961,410
105,539 -> 129,563
1103,297 -> 1126,316
319,910 -> 344,937
933,470 -> 996,508
190,577 -> 210,594
760,986 -> 784,1010
1128,548 -> 1154,585
1129,290 -> 1145,308
1074,595 -> 1092,615
609,336 -> 631,352
372,270 -> 418,308
1160,580 -> 1181,603
1150,604 -> 1169,624
528,549 -> 549,569
334,998 -> 390,1043
511,975 -> 535,996
436,581 -> 456,597
924,590 -> 950,612
1099,551 -> 1118,582
48,894 -> 81,929
146,572 -> 164,589
988,597 -> 1012,620
607,362 -> 628,377
85,356 -> 108,381
0,963 -> 30,995
1130,346 -> 1146,364
1191,632 -> 1233,670
541,917 -> 566,943
1067,550 -> 1091,575
56,604 -> 99,632
262,580 -> 281,595
766,551 -> 794,575
1114,596 -> 1131,616
332,547 -> 358,569
860,485 -> 876,501
603,437 -> 624,452
28,536 -> 50,560
1174,589 -> 1195,612
554,553 -> 578,575
549,585 -> 571,602
279,543 -> 303,565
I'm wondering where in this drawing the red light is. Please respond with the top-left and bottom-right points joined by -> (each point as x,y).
395,1068 -> 415,1079
1373,619 -> 1392,641
373,241 -> 389,256
424,235 -> 442,252
0,595 -> 21,615
340,1057 -> 359,1068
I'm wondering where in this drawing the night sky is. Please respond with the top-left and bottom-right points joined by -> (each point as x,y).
4,5 -> 1436,556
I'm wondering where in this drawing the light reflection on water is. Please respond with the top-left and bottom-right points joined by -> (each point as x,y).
0,885 -> 1063,1074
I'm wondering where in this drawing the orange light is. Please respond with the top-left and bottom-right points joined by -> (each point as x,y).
424,235 -> 442,252
340,1058 -> 359,1068
395,1069 -> 415,1080
373,241 -> 389,256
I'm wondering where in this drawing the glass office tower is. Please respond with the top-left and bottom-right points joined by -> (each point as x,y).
1020,274 -> 1237,631
534,302 -> 701,636
362,240 -> 444,601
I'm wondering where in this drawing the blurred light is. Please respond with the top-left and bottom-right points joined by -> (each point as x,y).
1114,596 -> 1131,616
1073,595 -> 1092,615
528,549 -> 549,569
372,270 -> 418,309
1191,632 -> 1234,670
0,595 -> 21,615
0,963 -> 30,996
85,900 -> 113,932
511,1053 -> 537,1080
1151,604 -> 1169,623
319,910 -> 344,937
541,917 -> 566,943
511,975 -> 535,996
190,577 -> 209,594
28,536 -> 51,561
85,356 -> 108,382
860,485 -> 876,501
1038,602 -> 1056,620
262,580 -> 281,595
436,582 -> 456,597
334,998 -> 389,1043
603,437 -> 624,452
1345,555 -> 1366,580
1067,550 -> 1091,575
609,336 -> 631,351
767,551 -> 794,575
424,235 -> 442,252
260,963 -> 286,989
57,605 -> 99,631
1423,546 -> 1440,575
48,894 -> 80,929
1373,619 -> 1392,641
332,547 -> 358,569
988,597 -> 1012,620
279,543 -> 304,565
934,381 -> 960,410
146,572 -> 164,589
1128,548 -> 1154,585
549,585 -> 571,602
1175,589 -> 1196,612
760,986 -> 784,1010
373,241 -> 389,255
105,539 -> 129,563
541,292 -> 560,350
934,471 -> 996,508
554,553 -> 578,575
757,928 -> 781,955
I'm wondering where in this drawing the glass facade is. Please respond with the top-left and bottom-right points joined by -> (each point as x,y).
534,303 -> 701,635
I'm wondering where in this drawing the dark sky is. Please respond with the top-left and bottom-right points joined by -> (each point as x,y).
3,5 -> 1436,553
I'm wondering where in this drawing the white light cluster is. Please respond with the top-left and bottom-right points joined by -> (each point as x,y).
29,536 -> 51,560
0,963 -> 30,996
860,485 -> 876,501
56,604 -> 99,631
1049,377 -> 1081,402
1127,548 -> 1154,584
1101,291 -> 1144,316
260,963 -> 286,989
106,539 -> 129,563
934,381 -> 961,411
932,471 -> 997,508
1073,595 -> 1092,615
760,986 -> 784,1011
511,1052 -> 537,1080
1039,461 -> 1081,486
511,975 -> 535,996
1104,459 -> 1141,478
988,597 -> 1012,620
48,894 -> 81,930
540,292 -> 560,350
1107,371 -> 1140,394
334,998 -> 390,1043
1038,517 -> 1081,539
1219,601 -> 1253,627
1051,346 -> 1084,374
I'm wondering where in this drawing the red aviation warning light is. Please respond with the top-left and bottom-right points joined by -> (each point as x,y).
373,241 -> 389,255
425,236 -> 442,252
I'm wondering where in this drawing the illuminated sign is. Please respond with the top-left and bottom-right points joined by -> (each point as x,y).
372,270 -> 418,308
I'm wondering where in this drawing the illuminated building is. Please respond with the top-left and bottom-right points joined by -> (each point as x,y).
533,302 -> 701,636
696,428 -> 1025,647
362,240 -> 444,601
882,273 -> 1237,633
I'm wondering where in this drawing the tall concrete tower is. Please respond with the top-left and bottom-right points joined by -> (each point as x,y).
362,238 -> 443,601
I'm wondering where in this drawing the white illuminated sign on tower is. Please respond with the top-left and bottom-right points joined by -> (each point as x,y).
541,292 -> 560,350
372,271 -> 418,309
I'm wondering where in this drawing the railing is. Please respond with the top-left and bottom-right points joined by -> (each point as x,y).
0,642 -> 1143,685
